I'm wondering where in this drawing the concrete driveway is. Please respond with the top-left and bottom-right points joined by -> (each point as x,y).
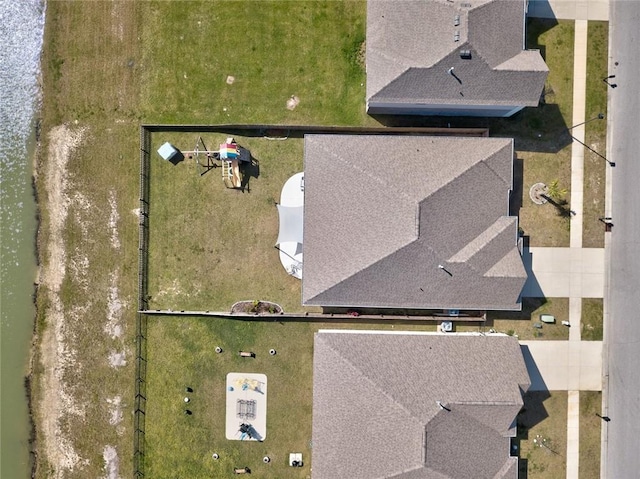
521,247 -> 604,298
521,341 -> 602,391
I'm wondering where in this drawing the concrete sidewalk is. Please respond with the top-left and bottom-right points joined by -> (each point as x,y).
564,18 -> 591,479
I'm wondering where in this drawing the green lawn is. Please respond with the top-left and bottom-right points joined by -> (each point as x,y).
581,298 -> 603,341
461,298 -> 570,340
579,391 -> 602,479
145,317 -> 315,479
583,21 -> 609,248
139,1 -> 370,126
517,391 -> 568,478
146,132 -> 310,313
144,316 -> 440,478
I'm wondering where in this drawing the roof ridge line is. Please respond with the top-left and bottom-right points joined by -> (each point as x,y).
480,144 -> 512,188
448,216 -> 514,264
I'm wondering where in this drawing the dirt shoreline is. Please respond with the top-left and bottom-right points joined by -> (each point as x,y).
29,124 -> 88,478
27,156 -> 42,478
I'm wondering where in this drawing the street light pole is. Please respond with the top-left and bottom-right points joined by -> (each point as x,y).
570,135 -> 615,167
567,113 -> 605,130
566,113 -> 615,166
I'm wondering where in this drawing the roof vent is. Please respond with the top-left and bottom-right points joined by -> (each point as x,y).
460,50 -> 472,59
454,15 -> 460,26
461,2 -> 472,7
454,31 -> 460,42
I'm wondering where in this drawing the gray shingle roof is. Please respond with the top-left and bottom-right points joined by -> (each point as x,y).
366,0 -> 549,108
302,134 -> 527,310
312,331 -> 531,479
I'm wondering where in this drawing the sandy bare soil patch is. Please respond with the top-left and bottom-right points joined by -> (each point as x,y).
286,95 -> 300,110
108,190 -> 121,249
102,445 -> 120,479
37,124 -> 88,476
105,273 -> 124,339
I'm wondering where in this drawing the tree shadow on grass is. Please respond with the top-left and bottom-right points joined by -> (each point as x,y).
541,194 -> 574,218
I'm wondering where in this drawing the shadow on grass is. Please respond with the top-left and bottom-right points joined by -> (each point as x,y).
519,458 -> 529,479
515,389 -> 553,477
511,157 -> 524,217
516,391 -> 553,439
168,150 -> 185,165
239,156 -> 260,193
369,103 -> 571,154
486,297 -> 548,322
541,194 -> 574,218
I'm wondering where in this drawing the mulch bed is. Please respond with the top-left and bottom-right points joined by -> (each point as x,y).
231,300 -> 283,315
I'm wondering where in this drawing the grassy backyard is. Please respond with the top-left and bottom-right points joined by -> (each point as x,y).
139,1 -> 370,126
144,316 -> 441,478
145,317 -> 315,479
146,132 -> 309,313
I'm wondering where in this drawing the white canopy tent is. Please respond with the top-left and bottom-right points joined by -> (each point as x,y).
276,205 -> 304,245
277,173 -> 304,279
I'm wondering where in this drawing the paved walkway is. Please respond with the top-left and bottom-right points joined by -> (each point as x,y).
565,20 -> 589,479
570,20 -> 589,249
567,391 -> 581,479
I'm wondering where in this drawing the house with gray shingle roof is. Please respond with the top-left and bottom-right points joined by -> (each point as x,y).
312,330 -> 531,479
302,134 -> 527,312
366,0 -> 549,117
